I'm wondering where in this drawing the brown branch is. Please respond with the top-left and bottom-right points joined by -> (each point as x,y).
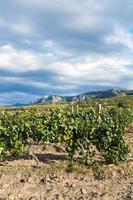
27,141 -> 40,166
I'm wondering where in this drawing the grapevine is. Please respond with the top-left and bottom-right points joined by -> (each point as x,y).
0,106 -> 132,166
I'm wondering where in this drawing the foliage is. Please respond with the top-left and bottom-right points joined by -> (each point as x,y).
0,106 -> 132,166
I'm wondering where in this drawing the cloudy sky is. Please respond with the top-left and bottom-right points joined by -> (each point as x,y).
0,0 -> 133,104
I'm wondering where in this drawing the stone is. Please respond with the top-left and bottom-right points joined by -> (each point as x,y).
28,176 -> 34,184
81,188 -> 87,195
8,194 -> 14,200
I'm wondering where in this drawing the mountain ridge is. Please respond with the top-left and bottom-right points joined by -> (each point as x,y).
33,88 -> 133,105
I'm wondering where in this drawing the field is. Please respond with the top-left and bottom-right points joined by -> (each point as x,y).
0,125 -> 133,200
0,97 -> 133,200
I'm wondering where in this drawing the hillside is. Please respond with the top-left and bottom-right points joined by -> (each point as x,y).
33,88 -> 133,105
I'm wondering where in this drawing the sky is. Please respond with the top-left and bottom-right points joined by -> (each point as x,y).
0,0 -> 133,105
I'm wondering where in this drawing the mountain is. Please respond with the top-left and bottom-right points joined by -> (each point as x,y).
33,88 -> 133,104
11,103 -> 28,107
34,95 -> 63,104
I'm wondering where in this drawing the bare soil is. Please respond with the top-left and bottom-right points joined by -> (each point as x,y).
0,126 -> 133,200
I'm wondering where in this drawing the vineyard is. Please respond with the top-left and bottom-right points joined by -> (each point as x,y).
0,106 -> 133,168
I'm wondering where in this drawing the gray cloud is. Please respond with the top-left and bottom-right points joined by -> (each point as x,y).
0,0 -> 133,104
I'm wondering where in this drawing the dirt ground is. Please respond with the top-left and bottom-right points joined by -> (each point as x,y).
0,126 -> 133,200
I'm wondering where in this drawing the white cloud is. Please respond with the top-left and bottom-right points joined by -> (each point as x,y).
0,45 -> 39,72
51,55 -> 132,80
105,26 -> 133,50
42,40 -> 54,48
0,44 -> 53,72
0,43 -> 133,90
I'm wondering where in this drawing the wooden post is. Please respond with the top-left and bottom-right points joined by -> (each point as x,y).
98,104 -> 102,123
99,104 -> 102,113
72,105 -> 74,113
